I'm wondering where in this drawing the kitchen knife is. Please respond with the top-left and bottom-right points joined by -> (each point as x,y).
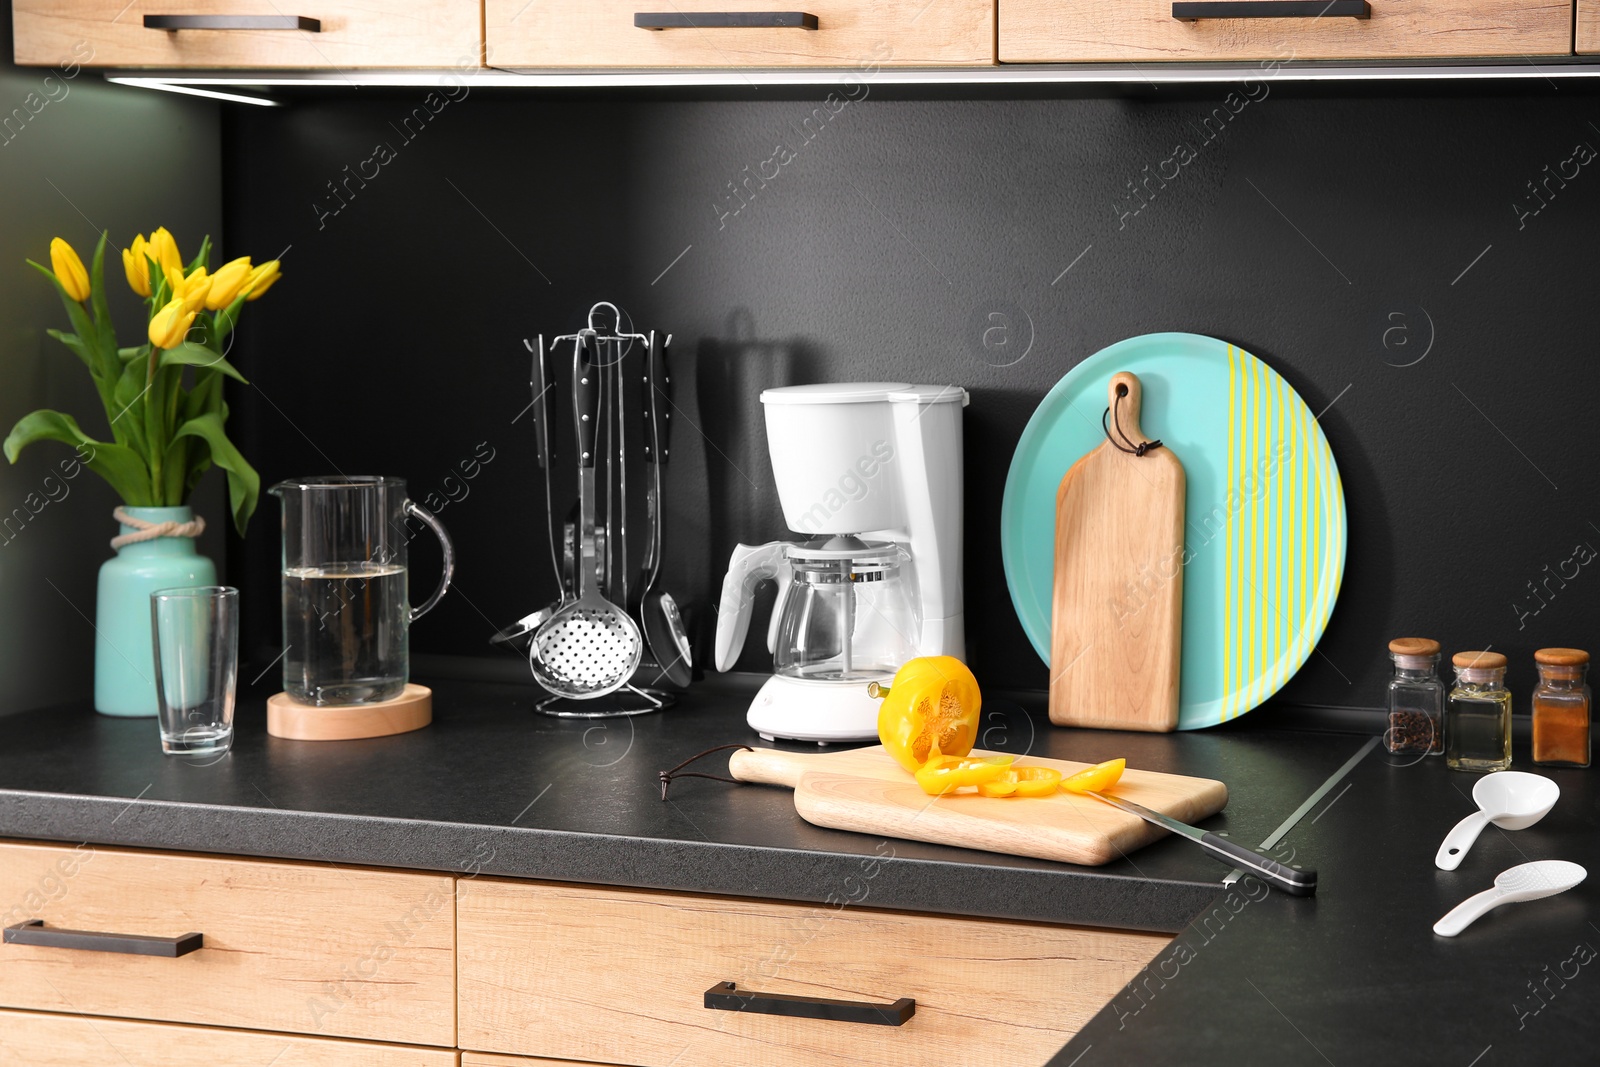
1083,790 -> 1317,895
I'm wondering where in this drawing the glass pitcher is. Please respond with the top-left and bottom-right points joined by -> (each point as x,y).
271,476 -> 455,706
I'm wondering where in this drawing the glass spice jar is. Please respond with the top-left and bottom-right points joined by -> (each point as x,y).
1446,651 -> 1512,773
1385,637 -> 1444,755
1532,648 -> 1590,768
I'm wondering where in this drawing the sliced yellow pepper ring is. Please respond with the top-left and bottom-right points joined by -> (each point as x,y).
913,754 -> 1014,796
1059,758 -> 1127,795
976,766 -> 1064,798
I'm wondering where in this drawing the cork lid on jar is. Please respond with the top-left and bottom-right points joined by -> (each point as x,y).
1389,638 -> 1440,657
1534,648 -> 1590,666
1453,650 -> 1508,670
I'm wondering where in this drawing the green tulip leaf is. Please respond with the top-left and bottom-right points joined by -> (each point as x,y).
46,329 -> 93,371
3,409 -> 154,505
159,342 -> 248,384
172,412 -> 258,536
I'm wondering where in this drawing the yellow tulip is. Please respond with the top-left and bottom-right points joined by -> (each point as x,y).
147,226 -> 183,276
243,259 -> 280,301
175,266 -> 212,314
205,256 -> 253,310
49,237 -> 90,303
121,234 -> 152,297
148,297 -> 196,350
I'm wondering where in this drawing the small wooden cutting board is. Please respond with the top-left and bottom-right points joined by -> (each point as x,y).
728,745 -> 1227,867
1051,370 -> 1186,731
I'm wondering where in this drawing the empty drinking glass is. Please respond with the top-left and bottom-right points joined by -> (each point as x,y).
150,586 -> 239,757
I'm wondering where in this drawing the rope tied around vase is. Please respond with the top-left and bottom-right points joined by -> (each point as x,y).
110,506 -> 206,550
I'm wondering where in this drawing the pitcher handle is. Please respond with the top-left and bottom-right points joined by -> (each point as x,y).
404,499 -> 455,622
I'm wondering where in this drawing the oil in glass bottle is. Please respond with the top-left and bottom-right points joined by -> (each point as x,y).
1445,650 -> 1512,772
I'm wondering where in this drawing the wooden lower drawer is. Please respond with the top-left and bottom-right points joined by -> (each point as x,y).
0,1009 -> 457,1065
486,1 -> 994,67
999,0 -> 1573,62
0,841 -> 455,1046
457,880 -> 1169,1067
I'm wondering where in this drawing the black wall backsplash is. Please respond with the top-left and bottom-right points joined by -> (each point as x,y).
223,82 -> 1600,712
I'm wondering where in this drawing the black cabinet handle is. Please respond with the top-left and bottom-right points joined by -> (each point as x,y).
635,12 -> 818,30
704,981 -> 914,1025
1173,2 -> 1370,19
144,15 -> 322,31
4,920 -> 203,958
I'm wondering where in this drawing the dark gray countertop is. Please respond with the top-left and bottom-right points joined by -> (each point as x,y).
1051,738 -> 1600,1065
0,674 -> 1354,933
6,674 -> 1592,1063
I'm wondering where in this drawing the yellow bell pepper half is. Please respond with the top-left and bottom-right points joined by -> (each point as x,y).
874,655 -> 983,774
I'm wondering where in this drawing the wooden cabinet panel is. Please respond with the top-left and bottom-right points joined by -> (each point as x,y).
457,879 -> 1169,1067
12,1 -> 482,69
464,1055 -> 627,1067
485,1 -> 995,68
999,1 -> 1573,62
0,841 -> 455,1047
1579,1 -> 1600,51
0,1009 -> 457,1066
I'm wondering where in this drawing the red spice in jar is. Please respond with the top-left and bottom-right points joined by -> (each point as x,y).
1532,648 -> 1591,768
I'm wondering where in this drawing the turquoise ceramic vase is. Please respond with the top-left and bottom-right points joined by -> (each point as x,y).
94,506 -> 216,717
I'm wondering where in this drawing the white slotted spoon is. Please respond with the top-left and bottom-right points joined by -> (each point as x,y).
1433,860 -> 1587,937
529,331 -> 642,699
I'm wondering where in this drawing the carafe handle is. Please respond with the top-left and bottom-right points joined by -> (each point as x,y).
404,499 -> 455,622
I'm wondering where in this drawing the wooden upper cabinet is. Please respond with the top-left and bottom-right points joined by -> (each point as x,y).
1580,0 -> 1600,51
484,1 -> 996,67
999,1 -> 1575,62
11,0 -> 484,69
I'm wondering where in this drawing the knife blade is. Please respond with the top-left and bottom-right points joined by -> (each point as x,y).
1085,790 -> 1317,896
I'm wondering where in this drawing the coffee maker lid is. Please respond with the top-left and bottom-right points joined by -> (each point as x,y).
760,383 -> 909,405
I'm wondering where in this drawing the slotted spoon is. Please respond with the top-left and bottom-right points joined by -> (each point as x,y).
529,331 -> 642,698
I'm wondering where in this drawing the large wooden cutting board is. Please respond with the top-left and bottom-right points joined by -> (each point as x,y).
1050,370 -> 1185,731
728,745 -> 1226,866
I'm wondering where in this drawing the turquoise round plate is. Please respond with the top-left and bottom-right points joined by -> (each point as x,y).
1000,332 -> 1347,729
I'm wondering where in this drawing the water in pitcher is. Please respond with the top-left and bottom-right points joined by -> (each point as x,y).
283,563 -> 408,705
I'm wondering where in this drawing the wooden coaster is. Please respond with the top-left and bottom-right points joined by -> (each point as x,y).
267,684 -> 432,741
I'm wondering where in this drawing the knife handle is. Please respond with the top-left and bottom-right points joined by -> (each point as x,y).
1199,833 -> 1317,896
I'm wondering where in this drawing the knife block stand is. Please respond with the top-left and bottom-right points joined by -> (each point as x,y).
267,684 -> 432,741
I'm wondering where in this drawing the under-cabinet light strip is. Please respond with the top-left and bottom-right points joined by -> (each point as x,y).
103,78 -> 282,105
105,61 -> 1600,99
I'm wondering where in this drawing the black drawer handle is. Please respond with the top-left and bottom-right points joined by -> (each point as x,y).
704,981 -> 914,1026
1173,2 -> 1370,19
145,15 -> 322,31
4,920 -> 203,958
635,12 -> 818,30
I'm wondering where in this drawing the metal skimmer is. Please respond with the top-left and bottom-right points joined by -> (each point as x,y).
529,330 -> 642,699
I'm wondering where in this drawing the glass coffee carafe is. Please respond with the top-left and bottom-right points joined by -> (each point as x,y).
271,476 -> 454,705
771,538 -> 919,682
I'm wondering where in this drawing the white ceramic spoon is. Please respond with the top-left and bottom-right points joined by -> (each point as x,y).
1433,860 -> 1587,937
1434,771 -> 1559,871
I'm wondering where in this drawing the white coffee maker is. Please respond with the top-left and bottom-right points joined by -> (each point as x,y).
713,383 -> 968,742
